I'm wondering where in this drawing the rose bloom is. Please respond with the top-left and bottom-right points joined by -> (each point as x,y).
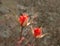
32,27 -> 42,38
18,13 -> 29,26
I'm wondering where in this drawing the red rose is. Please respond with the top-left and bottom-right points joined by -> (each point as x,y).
33,27 -> 42,38
18,13 -> 29,26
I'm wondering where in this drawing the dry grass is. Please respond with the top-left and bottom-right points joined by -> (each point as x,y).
0,0 -> 60,46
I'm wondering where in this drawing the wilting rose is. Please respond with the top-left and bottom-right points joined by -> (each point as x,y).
33,27 -> 42,38
18,13 -> 29,26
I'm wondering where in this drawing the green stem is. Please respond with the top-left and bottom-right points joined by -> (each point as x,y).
20,26 -> 24,39
35,38 -> 39,46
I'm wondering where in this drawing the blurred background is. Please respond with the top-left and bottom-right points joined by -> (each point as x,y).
0,0 -> 60,46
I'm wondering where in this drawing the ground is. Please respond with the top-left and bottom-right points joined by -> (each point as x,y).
0,0 -> 60,46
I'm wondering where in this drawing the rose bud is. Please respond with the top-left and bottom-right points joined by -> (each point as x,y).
32,27 -> 42,38
18,13 -> 29,27
31,27 -> 48,38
